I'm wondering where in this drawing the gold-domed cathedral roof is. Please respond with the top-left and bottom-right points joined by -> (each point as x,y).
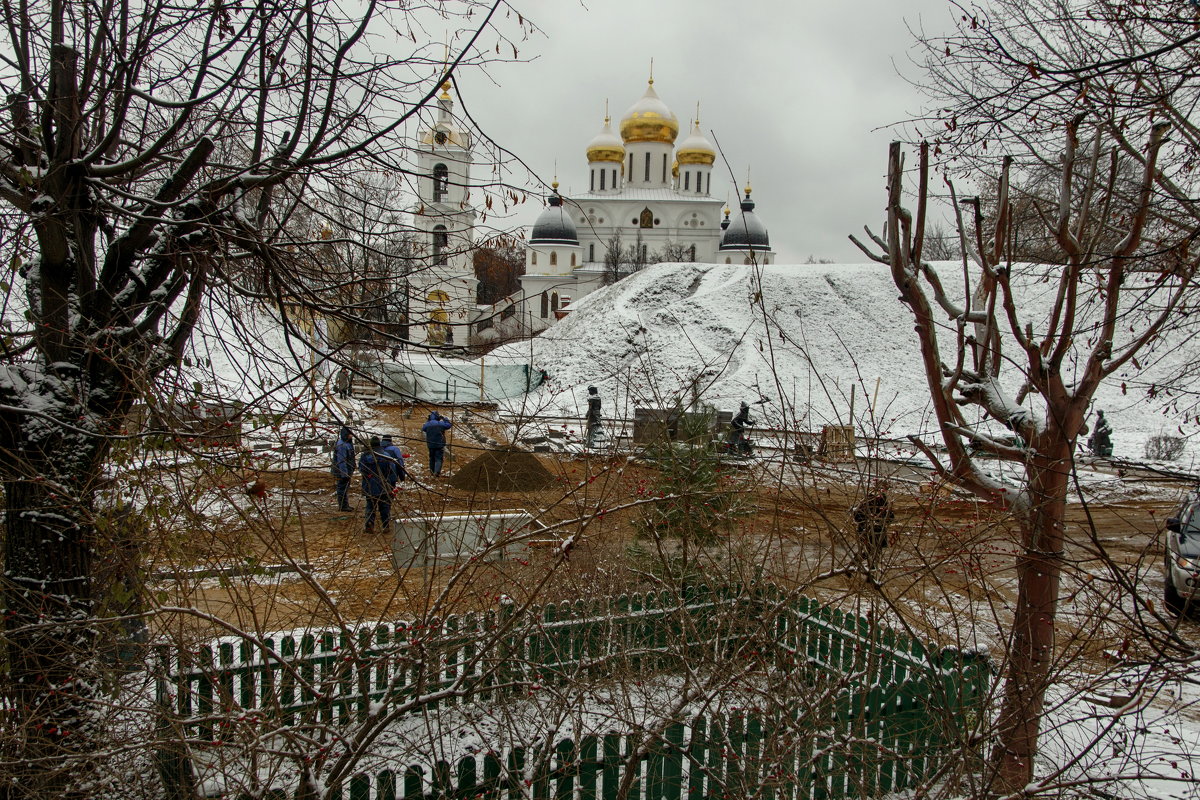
585,116 -> 625,163
620,80 -> 679,145
676,119 -> 716,165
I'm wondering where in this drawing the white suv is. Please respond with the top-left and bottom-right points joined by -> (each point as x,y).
1164,493 -> 1200,615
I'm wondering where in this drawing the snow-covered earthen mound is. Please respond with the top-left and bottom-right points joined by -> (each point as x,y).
488,261 -> 1197,461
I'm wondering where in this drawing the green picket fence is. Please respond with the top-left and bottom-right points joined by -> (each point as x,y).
158,587 -> 764,736
280,703 -> 965,800
160,585 -> 991,798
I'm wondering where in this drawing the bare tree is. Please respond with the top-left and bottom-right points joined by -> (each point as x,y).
0,0 -> 528,794
653,239 -> 696,263
852,127 -> 1192,792
602,230 -> 624,286
474,234 -> 526,305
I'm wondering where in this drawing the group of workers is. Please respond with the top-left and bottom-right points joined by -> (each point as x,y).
331,411 -> 453,533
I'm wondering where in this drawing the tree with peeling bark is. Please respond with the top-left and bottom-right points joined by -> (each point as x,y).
0,0 -> 530,795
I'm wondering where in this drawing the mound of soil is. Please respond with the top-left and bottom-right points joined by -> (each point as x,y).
449,446 -> 556,492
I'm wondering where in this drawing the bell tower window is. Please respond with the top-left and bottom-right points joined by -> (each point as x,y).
662,154 -> 667,183
590,170 -> 595,191
684,172 -> 690,191
433,163 -> 449,202
432,225 -> 448,266
600,170 -> 606,190
644,152 -> 650,182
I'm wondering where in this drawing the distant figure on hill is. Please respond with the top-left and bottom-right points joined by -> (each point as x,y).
422,411 -> 453,476
359,436 -> 398,533
1088,409 -> 1113,457
726,401 -> 753,454
331,426 -> 355,511
380,434 -> 407,488
585,386 -> 602,448
852,484 -> 893,572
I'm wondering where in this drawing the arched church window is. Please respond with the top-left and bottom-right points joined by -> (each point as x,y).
628,153 -> 633,179
725,257 -> 732,264
639,208 -> 653,229
531,251 -> 537,266
540,291 -> 548,318
571,253 -> 576,267
689,245 -> 696,261
684,172 -> 690,191
551,293 -> 559,313
764,257 -> 770,265
644,152 -> 650,182
432,225 -> 448,266
550,251 -> 558,266
662,154 -> 667,183
590,170 -> 595,191
611,168 -> 616,188
433,163 -> 449,202
600,170 -> 606,191
589,243 -> 595,261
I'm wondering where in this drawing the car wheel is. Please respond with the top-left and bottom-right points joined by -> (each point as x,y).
1165,578 -> 1185,615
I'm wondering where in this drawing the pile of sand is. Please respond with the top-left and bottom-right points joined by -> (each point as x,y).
449,447 -> 556,492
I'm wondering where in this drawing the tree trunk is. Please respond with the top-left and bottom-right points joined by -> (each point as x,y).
991,440 -> 1071,792
3,472 -> 98,798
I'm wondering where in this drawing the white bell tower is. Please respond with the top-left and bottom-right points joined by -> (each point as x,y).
410,80 -> 478,348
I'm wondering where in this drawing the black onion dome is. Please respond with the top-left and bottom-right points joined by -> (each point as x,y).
529,194 -> 579,246
718,190 -> 770,252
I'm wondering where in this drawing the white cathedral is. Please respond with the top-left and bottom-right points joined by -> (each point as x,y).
408,77 -> 775,346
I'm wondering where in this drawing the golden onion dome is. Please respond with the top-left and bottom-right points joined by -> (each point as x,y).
585,116 -> 625,163
676,119 -> 716,166
619,80 -> 679,145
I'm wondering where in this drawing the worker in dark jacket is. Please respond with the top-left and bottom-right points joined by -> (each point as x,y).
852,484 -> 894,572
380,435 -> 407,488
726,401 -> 753,453
331,426 -> 355,511
585,386 -> 602,448
359,436 -> 398,533
421,411 -> 453,476
1088,409 -> 1114,457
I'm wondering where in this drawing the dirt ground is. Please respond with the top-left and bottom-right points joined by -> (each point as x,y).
148,404 -> 1198,665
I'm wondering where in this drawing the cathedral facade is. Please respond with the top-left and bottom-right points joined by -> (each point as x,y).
406,77 -> 775,346
518,79 -> 776,332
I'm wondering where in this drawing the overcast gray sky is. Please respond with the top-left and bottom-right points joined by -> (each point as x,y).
455,0 -> 957,264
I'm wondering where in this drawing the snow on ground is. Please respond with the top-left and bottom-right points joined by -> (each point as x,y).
487,262 -> 1200,464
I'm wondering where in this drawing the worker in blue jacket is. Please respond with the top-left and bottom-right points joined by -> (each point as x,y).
331,426 -> 355,511
421,411 -> 453,476
380,435 -> 407,488
359,436 -> 398,533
